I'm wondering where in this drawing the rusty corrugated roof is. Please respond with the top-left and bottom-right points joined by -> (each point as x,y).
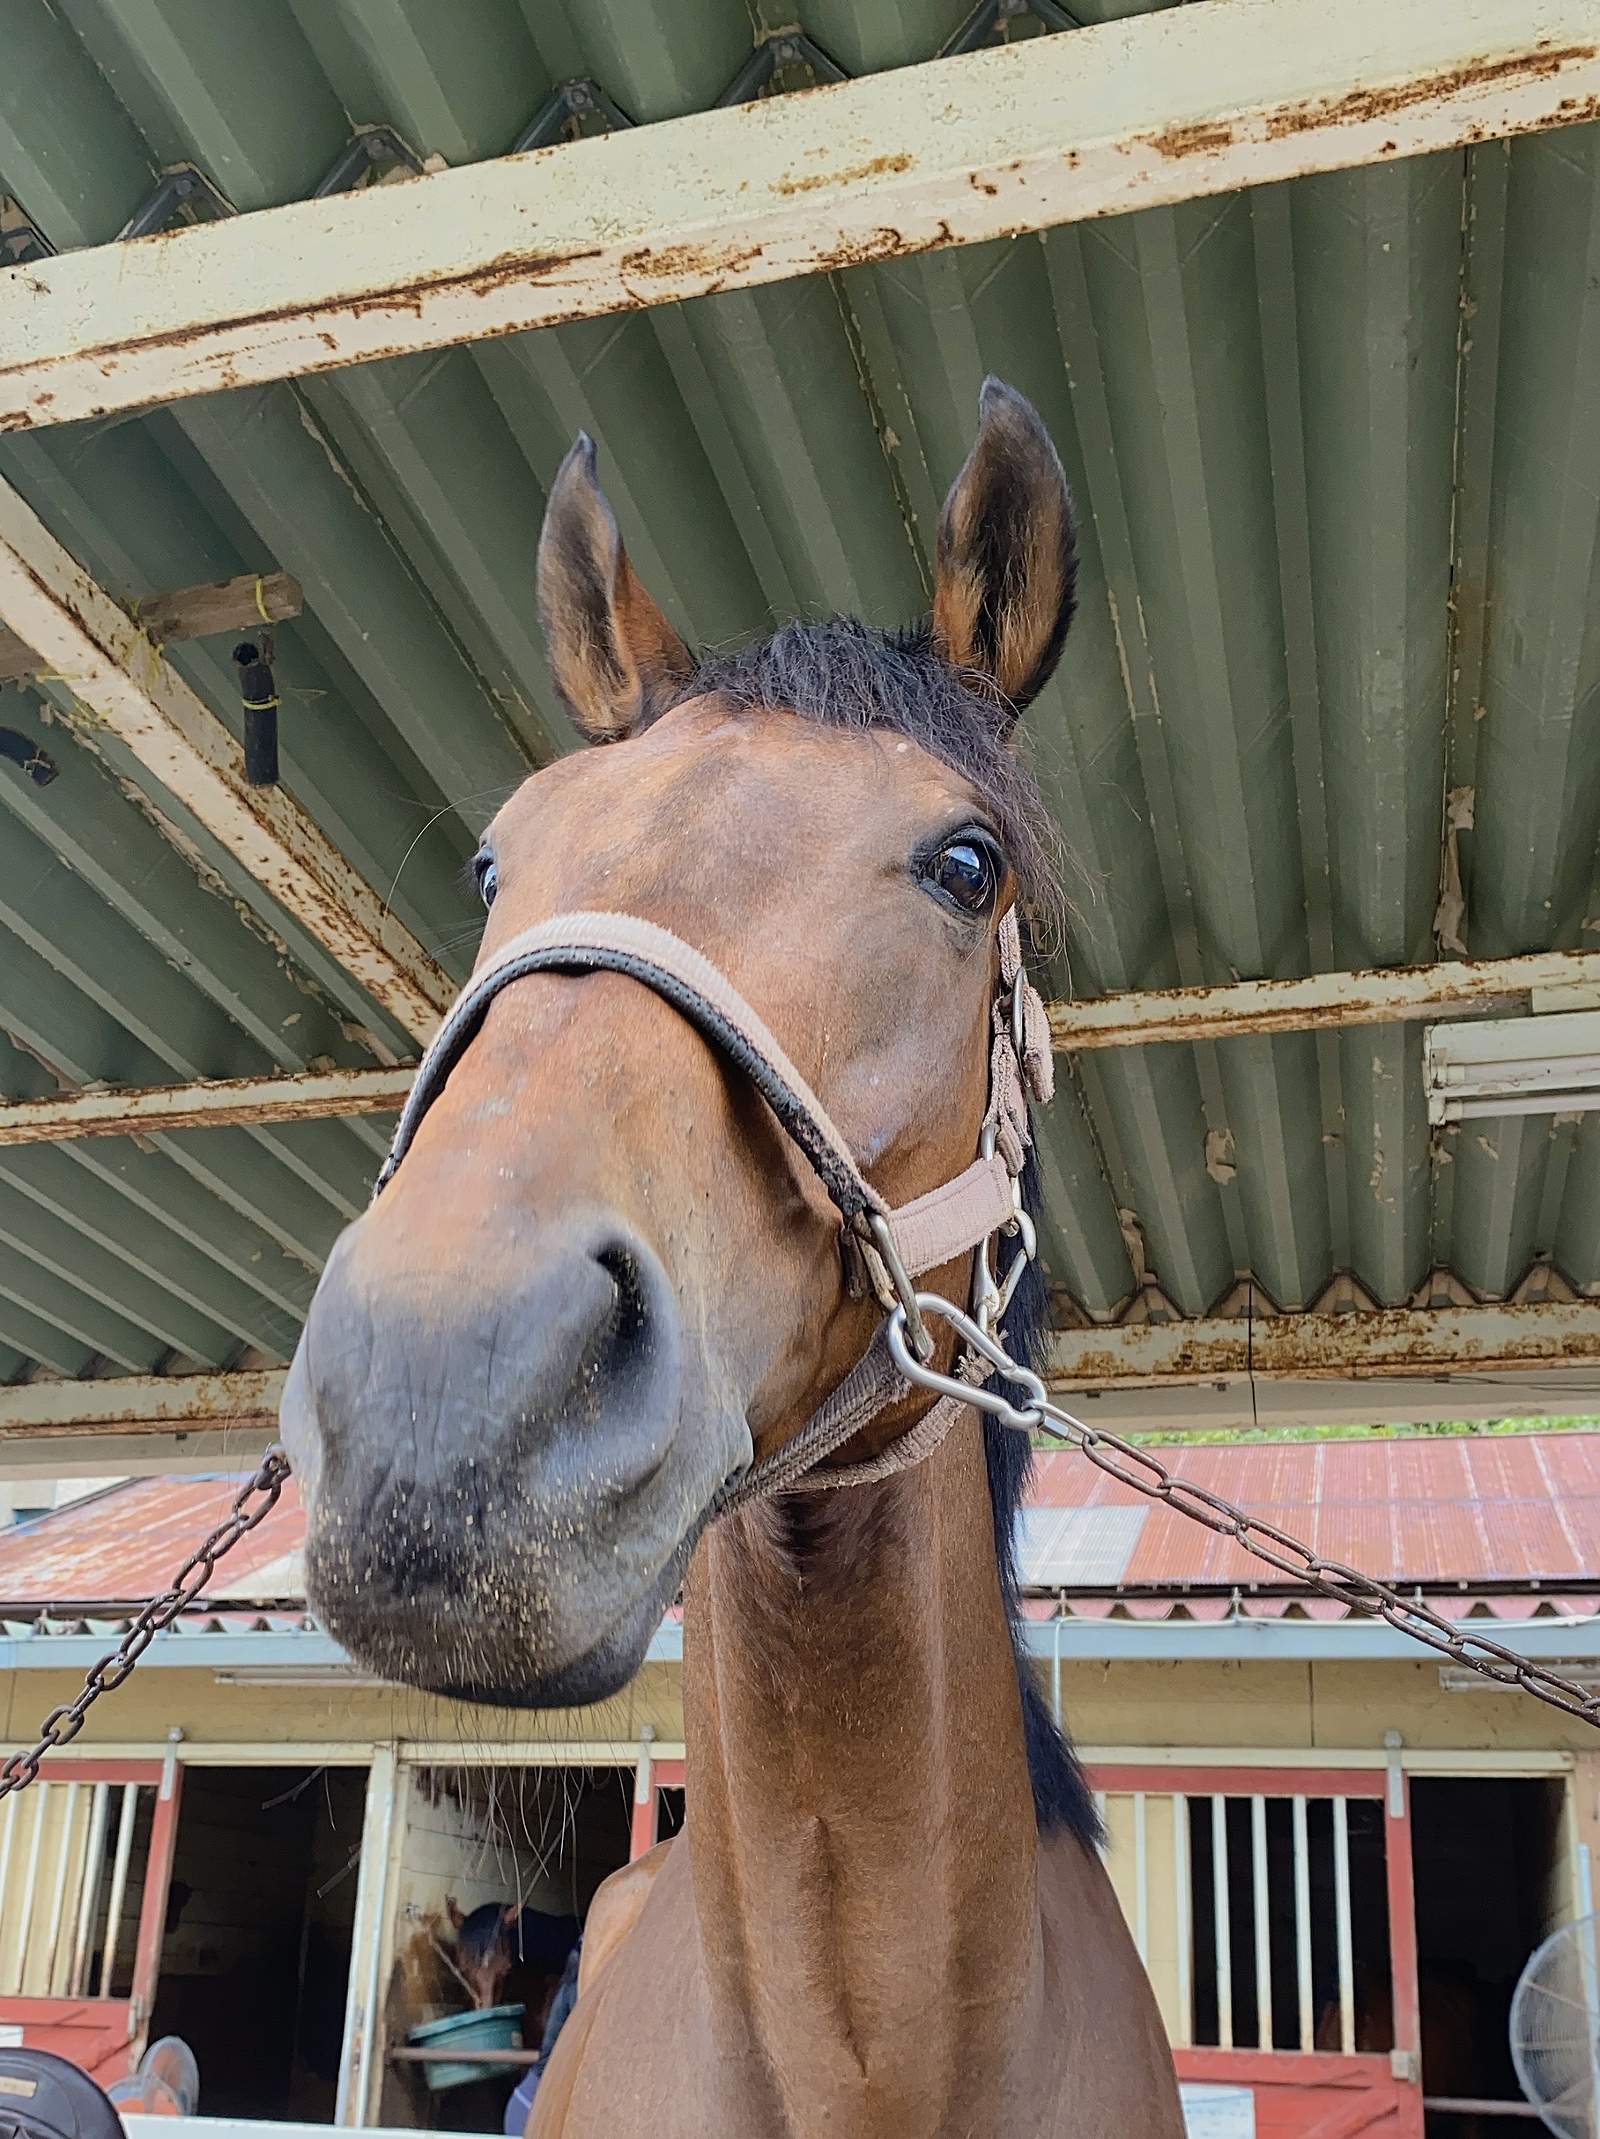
1029,1430 -> 1600,1586
0,1473 -> 302,1607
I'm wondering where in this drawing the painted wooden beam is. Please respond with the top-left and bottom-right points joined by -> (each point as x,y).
0,475 -> 452,1044
0,1067 -> 413,1146
0,569 -> 302,683
0,0 -> 1593,432
1052,949 -> 1600,1050
1046,1300 -> 1600,1389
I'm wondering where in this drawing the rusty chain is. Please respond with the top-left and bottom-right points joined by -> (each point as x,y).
885,1290 -> 1600,1733
0,1445 -> 292,1798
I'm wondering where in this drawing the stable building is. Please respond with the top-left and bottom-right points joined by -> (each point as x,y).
2,1432 -> 1599,2136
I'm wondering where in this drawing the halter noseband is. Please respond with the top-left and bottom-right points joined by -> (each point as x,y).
376,908 -> 1054,1507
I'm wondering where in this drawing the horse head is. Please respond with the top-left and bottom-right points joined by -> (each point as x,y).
281,379 -> 1076,1709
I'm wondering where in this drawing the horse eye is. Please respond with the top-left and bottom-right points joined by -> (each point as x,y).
929,838 -> 999,917
474,854 -> 498,909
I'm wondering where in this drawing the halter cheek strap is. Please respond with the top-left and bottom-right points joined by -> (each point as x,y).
376,908 -> 1052,1504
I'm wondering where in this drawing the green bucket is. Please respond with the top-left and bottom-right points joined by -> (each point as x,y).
406,2002 -> 526,2091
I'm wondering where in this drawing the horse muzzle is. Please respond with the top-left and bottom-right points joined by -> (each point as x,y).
280,1206 -> 744,1705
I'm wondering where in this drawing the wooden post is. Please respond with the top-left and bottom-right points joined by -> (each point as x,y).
127,1759 -> 184,2067
1384,1757 -> 1424,2133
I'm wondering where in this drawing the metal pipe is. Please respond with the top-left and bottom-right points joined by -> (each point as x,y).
1292,1795 -> 1313,2051
1251,1794 -> 1272,2051
1173,1796 -> 1192,2047
1332,1797 -> 1355,2055
41,1779 -> 80,1995
99,1782 -> 138,1998
69,1782 -> 109,1998
1134,1793 -> 1149,1965
1212,1795 -> 1233,2049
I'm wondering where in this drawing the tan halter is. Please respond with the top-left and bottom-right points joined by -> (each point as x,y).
376,906 -> 1054,1508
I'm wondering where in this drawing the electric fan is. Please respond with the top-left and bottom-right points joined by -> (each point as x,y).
1511,1914 -> 1600,2138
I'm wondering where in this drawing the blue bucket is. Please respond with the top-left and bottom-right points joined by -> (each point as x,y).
406,2002 -> 526,2091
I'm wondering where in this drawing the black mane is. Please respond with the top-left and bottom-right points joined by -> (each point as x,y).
987,1146 -> 1101,1843
686,618 -> 1065,933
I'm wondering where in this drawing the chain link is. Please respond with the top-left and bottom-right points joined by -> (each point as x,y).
889,1290 -> 1600,1733
0,1446 -> 292,1798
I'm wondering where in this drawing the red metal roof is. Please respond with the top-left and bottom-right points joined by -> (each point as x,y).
1030,1430 -> 1600,1586
3,1431 -> 1599,1611
0,1474 -> 303,1607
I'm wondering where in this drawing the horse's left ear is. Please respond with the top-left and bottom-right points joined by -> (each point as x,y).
537,433 -> 694,742
931,377 -> 1077,722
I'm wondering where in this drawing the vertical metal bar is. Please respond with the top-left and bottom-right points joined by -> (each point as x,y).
1174,1796 -> 1193,2049
0,1794 -> 19,1995
69,1781 -> 110,1998
13,1779 -> 49,1995
1212,1795 -> 1233,2049
1293,1794 -> 1313,2052
1094,1790 -> 1107,1862
1252,1794 -> 1272,2051
99,1782 -> 139,1999
1333,1797 -> 1355,2055
1134,1793 -> 1149,1965
41,1779 -> 80,1995
1052,1617 -> 1062,1727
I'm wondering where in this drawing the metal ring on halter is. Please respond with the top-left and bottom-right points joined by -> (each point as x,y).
885,1292 -> 1047,1433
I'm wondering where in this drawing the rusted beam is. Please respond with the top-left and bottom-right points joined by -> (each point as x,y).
1052,949 -> 1600,1051
0,0 -> 1593,432
0,569 -> 302,683
0,1369 -> 284,1432
0,475 -> 452,1044
1046,1301 -> 1600,1389
0,1067 -> 413,1146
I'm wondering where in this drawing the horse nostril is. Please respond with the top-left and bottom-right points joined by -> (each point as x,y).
585,1242 -> 656,1395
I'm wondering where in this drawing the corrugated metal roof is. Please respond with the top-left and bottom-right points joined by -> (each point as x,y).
0,5 -> 1598,1383
1030,1430 -> 1600,1585
0,1471 -> 302,1605
9,1431 -> 1600,1614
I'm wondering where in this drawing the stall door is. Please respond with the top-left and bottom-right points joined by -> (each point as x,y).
0,1759 -> 181,2083
1089,1765 -> 1422,2139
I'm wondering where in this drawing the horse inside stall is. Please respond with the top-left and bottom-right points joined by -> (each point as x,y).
281,380 -> 1184,2138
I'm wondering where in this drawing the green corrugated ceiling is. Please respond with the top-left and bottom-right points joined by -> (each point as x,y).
1,0 -> 1598,1384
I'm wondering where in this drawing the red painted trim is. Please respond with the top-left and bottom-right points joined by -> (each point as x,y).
1087,1766 -> 1386,1799
126,1767 -> 182,2064
1384,1769 -> 1420,2064
652,1761 -> 685,1790
628,1793 -> 657,1861
1177,2048 -> 1395,2085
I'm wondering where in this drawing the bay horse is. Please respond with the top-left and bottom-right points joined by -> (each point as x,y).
281,380 -> 1184,2138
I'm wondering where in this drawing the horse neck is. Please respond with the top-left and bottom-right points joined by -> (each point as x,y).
682,1414 -> 1042,2127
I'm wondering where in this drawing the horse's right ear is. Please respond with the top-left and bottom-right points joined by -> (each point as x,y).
537,434 -> 694,743
446,1897 -> 465,1930
932,377 -> 1077,723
